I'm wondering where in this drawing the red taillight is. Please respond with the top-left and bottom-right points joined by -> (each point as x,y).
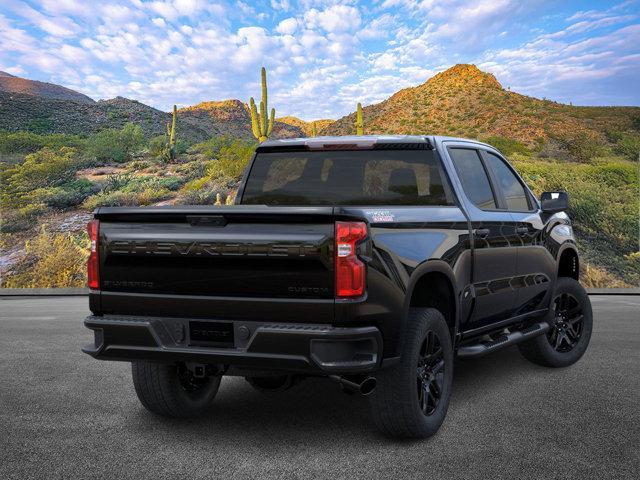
335,221 -> 367,298
87,219 -> 99,290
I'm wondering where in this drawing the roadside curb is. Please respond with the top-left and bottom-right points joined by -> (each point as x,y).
0,288 -> 88,296
0,287 -> 638,296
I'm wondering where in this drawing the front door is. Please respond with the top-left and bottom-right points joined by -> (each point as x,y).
480,150 -> 556,315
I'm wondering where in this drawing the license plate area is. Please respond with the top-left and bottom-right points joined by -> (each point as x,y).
189,321 -> 234,347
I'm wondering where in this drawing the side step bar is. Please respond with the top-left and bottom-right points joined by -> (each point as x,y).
457,321 -> 550,359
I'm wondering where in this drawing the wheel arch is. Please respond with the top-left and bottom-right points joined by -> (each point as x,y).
399,260 -> 459,351
557,243 -> 579,280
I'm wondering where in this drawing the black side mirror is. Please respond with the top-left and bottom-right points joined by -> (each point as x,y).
540,191 -> 569,213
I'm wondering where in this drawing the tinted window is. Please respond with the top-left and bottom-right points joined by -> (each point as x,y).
484,152 -> 530,211
448,148 -> 496,209
242,150 -> 453,206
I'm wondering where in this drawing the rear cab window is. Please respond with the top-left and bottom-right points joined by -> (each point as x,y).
241,149 -> 454,206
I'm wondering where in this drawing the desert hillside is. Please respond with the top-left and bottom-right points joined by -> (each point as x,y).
0,74 -> 304,142
276,116 -> 334,136
179,100 -> 303,139
0,71 -> 94,104
323,64 -> 639,147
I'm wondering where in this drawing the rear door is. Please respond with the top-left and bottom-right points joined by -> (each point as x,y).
445,144 -> 520,331
480,150 -> 555,315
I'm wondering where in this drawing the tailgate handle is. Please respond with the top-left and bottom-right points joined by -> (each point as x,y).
187,215 -> 227,227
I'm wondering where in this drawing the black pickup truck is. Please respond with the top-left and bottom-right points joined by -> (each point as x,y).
83,135 -> 592,438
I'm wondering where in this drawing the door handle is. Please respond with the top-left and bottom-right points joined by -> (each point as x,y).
474,228 -> 490,238
516,227 -> 529,235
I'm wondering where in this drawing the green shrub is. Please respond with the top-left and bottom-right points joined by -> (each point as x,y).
482,136 -> 531,156
82,187 -> 172,209
27,117 -> 54,134
31,179 -> 99,209
554,132 -> 603,162
0,203 -> 47,232
2,227 -> 88,288
0,131 -> 87,154
148,135 -> 166,157
614,133 -> 640,160
88,123 -> 144,162
0,147 -> 81,208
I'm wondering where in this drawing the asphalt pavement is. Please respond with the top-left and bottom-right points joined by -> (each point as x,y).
0,295 -> 638,479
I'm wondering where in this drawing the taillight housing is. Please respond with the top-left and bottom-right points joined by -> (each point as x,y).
87,219 -> 100,290
335,221 -> 367,298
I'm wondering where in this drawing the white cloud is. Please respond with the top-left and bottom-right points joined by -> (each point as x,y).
271,0 -> 291,11
304,5 -> 361,33
276,17 -> 298,35
9,2 -> 80,37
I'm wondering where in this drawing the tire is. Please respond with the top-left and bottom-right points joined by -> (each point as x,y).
518,277 -> 593,368
131,362 -> 221,417
369,308 -> 454,439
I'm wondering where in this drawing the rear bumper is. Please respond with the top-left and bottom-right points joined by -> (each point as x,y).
82,315 -> 382,374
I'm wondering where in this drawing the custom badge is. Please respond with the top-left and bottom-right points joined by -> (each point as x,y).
366,210 -> 395,222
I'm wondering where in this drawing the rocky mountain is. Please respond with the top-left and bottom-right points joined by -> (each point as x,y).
0,71 -> 94,104
0,72 -> 304,142
276,116 -> 334,136
322,64 -> 640,146
0,91 -> 212,142
178,100 -> 304,140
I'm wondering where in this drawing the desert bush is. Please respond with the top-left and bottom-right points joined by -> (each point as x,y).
30,178 -> 98,209
216,141 -> 254,178
552,132 -> 603,162
88,123 -> 144,162
82,187 -> 172,209
2,227 -> 88,288
0,203 -> 47,232
514,159 -> 638,254
580,263 -> 629,288
482,136 -> 531,156
614,133 -> 640,160
148,135 -> 167,157
0,131 -> 88,155
0,147 -> 81,208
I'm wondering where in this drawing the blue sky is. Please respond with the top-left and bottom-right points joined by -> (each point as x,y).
0,0 -> 638,120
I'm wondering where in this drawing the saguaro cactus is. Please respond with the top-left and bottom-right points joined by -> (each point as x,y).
165,104 -> 177,161
311,122 -> 317,137
249,67 -> 275,142
355,102 -> 363,135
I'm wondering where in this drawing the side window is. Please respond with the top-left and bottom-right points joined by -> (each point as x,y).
448,148 -> 497,210
484,152 -> 530,211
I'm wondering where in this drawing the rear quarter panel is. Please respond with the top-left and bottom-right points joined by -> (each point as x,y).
337,206 -> 471,357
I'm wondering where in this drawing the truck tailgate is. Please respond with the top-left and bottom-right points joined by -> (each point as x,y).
93,206 -> 337,320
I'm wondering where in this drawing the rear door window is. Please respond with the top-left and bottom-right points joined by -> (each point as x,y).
448,148 -> 497,210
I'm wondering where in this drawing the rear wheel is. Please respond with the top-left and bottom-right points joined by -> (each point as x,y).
369,308 -> 453,439
518,277 -> 593,368
131,362 -> 221,417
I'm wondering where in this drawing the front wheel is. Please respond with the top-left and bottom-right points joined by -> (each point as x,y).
131,362 -> 221,417
518,277 -> 593,368
369,308 -> 453,439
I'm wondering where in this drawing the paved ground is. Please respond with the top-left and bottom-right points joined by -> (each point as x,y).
0,296 -> 638,480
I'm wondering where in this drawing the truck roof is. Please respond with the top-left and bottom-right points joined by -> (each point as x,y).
259,135 -> 493,150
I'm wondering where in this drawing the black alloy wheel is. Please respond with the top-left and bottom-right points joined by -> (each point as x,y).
417,330 -> 445,416
547,292 -> 584,353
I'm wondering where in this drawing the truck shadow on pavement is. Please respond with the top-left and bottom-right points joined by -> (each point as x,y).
126,346 -> 542,444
